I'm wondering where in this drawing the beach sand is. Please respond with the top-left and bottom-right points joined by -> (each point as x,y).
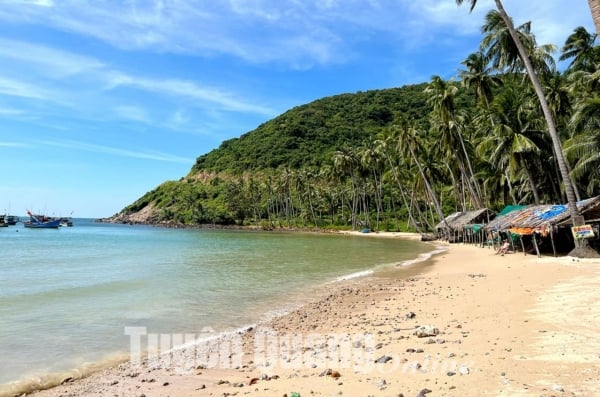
24,234 -> 600,397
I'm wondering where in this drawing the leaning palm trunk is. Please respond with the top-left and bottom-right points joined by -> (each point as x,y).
408,144 -> 449,238
456,128 -> 485,208
457,0 -> 597,256
493,1 -> 581,222
589,0 -> 600,36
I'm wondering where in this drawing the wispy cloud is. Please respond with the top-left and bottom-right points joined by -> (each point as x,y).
0,141 -> 32,148
0,106 -> 25,116
113,105 -> 152,124
40,139 -> 194,164
0,77 -> 53,100
0,1 -> 590,70
105,72 -> 275,116
0,38 -> 105,78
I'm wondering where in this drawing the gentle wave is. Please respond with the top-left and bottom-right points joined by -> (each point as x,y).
396,244 -> 448,267
0,225 -> 435,396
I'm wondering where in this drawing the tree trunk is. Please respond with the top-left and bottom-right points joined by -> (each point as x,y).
494,0 -> 581,223
589,0 -> 600,36
408,144 -> 449,238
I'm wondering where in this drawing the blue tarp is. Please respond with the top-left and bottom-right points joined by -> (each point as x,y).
535,205 -> 567,220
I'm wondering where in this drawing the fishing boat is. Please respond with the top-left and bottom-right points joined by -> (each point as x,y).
4,215 -> 19,225
23,211 -> 61,229
59,217 -> 73,227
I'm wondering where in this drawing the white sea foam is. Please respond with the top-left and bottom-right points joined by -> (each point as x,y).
333,269 -> 375,282
396,244 -> 448,267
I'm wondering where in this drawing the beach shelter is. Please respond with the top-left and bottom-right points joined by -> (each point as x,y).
435,208 -> 496,243
483,196 -> 600,256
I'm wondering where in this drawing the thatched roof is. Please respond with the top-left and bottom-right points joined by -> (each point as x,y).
435,208 -> 496,232
483,196 -> 600,235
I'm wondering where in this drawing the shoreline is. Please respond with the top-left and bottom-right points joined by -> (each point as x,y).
10,235 -> 600,396
1,231 -> 429,397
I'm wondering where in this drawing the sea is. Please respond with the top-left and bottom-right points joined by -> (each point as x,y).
0,219 -> 441,394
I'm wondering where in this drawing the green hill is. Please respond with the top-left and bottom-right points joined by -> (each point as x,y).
191,84 -> 430,173
108,84 -> 438,226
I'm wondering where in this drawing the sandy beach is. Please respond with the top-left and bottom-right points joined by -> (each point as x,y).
21,233 -> 600,397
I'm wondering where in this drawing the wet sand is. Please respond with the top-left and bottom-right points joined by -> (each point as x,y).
21,235 -> 600,396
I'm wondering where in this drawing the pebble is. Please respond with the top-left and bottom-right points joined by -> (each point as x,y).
375,355 -> 393,363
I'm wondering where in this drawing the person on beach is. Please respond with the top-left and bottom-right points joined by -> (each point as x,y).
496,239 -> 510,255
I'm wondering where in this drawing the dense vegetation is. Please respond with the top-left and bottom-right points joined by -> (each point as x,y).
191,85 -> 433,172
115,12 -> 600,233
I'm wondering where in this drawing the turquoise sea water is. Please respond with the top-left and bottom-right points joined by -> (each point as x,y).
0,219 -> 435,392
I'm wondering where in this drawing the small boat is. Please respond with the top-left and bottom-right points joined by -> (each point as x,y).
0,218 -> 7,227
59,217 -> 73,227
23,211 -> 61,229
3,215 -> 19,225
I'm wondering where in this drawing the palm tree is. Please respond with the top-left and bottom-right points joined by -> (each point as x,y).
560,26 -> 599,72
393,123 -> 449,237
457,0 -> 583,231
425,76 -> 484,209
460,51 -> 503,112
566,66 -> 600,196
478,86 -> 548,204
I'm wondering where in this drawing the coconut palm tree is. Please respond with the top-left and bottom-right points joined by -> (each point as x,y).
425,76 -> 484,209
560,26 -> 599,72
457,0 -> 583,234
477,86 -> 547,203
393,122 -> 449,237
460,51 -> 503,111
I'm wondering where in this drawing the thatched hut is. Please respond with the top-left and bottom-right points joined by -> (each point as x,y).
435,208 -> 496,243
483,196 -> 600,256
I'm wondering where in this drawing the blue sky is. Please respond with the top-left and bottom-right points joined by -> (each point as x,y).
0,0 -> 594,218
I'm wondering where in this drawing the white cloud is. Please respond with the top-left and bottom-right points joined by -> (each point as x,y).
0,77 -> 52,100
0,38 -> 105,78
0,107 -> 25,116
40,139 -> 194,164
0,0 -> 591,69
105,72 -> 275,116
114,105 -> 152,124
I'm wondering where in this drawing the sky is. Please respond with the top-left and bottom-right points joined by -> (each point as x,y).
0,0 -> 594,218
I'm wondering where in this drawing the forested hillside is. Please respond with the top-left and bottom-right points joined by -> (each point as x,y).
107,17 -> 600,233
191,85 -> 432,172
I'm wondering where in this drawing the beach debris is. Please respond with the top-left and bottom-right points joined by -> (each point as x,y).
330,370 -> 341,379
458,365 -> 470,375
375,355 -> 393,363
447,371 -> 456,376
406,311 -> 416,319
468,273 -> 487,278
414,325 -> 440,338
289,392 -> 301,397
376,379 -> 387,389
417,388 -> 432,397
319,368 -> 332,377
551,384 -> 565,392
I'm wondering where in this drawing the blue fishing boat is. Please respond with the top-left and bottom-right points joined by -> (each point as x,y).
23,211 -> 61,229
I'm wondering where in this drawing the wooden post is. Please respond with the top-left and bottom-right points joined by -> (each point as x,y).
532,233 -> 541,258
519,235 -> 525,255
550,226 -> 557,257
